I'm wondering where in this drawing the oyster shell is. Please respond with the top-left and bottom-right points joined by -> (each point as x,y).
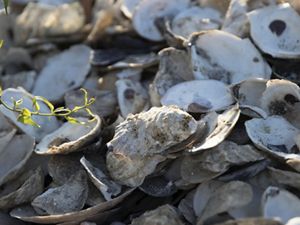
10,189 -> 134,224
262,187 -> 300,223
0,88 -> 60,141
31,170 -> 88,215
116,79 -> 149,118
0,134 -> 35,186
33,45 -> 91,102
121,0 -> 141,18
14,2 -> 85,44
0,71 -> 36,91
245,116 -> 300,157
80,156 -> 121,201
35,116 -> 101,155
248,3 -> 300,58
132,0 -> 190,41
181,141 -> 264,183
130,204 -> 184,225
0,112 -> 16,153
150,47 -> 194,106
171,6 -> 222,39
107,106 -> 198,187
188,30 -> 272,84
188,104 -> 240,152
161,80 -> 235,113
0,167 -> 44,209
215,218 -> 283,225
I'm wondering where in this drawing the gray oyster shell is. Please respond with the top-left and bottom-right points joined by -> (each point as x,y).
107,106 -> 198,187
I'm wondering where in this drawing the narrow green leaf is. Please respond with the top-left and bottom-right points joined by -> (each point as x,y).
0,40 -> 3,48
80,88 -> 88,105
32,97 -> 40,112
65,116 -> 81,124
34,96 -> 55,112
17,110 -> 40,128
72,106 -> 82,112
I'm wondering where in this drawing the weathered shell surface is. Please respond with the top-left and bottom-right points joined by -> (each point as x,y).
0,88 -> 60,141
262,186 -> 300,223
31,170 -> 88,215
116,79 -> 149,118
161,80 -> 235,113
35,116 -> 101,155
132,0 -> 190,41
107,106 -> 198,187
130,204 -> 184,225
248,3 -> 300,58
14,2 -> 85,44
245,116 -> 300,157
189,30 -> 272,84
33,45 -> 91,102
0,134 -> 35,186
0,167 -> 44,209
171,6 -> 222,38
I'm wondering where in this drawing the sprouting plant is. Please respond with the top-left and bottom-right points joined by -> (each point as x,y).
3,0 -> 8,14
0,87 -> 96,127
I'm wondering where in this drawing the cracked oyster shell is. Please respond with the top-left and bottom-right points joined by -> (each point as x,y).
262,187 -> 300,223
130,204 -> 184,225
14,2 -> 85,44
0,88 -> 60,141
132,0 -> 191,41
188,30 -> 272,84
161,80 -> 235,113
248,3 -> 300,58
0,134 -> 35,186
116,79 -> 149,118
171,6 -> 222,39
32,170 -> 88,215
35,116 -> 101,155
245,116 -> 300,157
33,45 -> 91,102
107,106 -> 198,187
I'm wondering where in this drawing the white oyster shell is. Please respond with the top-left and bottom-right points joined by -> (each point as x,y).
171,6 -> 222,39
0,134 -> 34,186
161,80 -> 235,113
33,45 -> 91,102
107,106 -> 198,187
116,79 -> 149,118
14,2 -> 85,44
0,88 -> 60,141
248,3 -> 300,58
35,116 -> 101,155
262,187 -> 300,223
132,0 -> 191,41
245,116 -> 300,157
188,30 -> 272,84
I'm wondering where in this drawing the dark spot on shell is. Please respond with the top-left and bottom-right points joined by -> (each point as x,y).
284,94 -> 299,105
253,57 -> 259,63
124,89 -> 135,100
269,20 -> 286,36
68,81 -> 75,87
268,101 -> 287,115
187,102 -> 212,113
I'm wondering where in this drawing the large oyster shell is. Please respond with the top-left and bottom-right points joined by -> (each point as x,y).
35,116 -> 101,155
33,45 -> 91,102
248,3 -> 300,58
107,106 -> 198,187
188,30 -> 272,84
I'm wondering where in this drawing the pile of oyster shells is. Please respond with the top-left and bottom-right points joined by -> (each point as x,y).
1,0 -> 300,224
